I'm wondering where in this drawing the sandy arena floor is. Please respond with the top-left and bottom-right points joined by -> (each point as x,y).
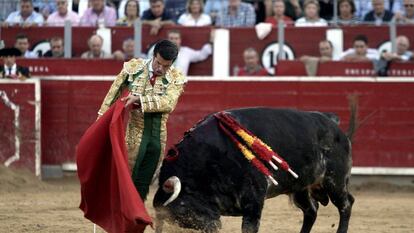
0,166 -> 413,233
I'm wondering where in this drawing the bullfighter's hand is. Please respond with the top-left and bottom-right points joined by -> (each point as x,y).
121,93 -> 141,108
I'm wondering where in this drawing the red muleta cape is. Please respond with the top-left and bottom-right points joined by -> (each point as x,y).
76,98 -> 152,233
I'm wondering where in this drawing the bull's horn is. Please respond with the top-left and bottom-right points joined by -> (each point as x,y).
162,176 -> 181,206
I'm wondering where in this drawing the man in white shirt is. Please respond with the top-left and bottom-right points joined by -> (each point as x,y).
14,34 -> 38,58
3,0 -> 44,27
339,35 -> 380,62
166,29 -> 213,76
381,35 -> 413,61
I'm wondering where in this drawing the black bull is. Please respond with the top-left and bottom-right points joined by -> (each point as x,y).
153,107 -> 356,233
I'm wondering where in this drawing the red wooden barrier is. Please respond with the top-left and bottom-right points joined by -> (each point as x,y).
38,77 -> 414,168
276,60 -> 414,77
0,80 -> 40,175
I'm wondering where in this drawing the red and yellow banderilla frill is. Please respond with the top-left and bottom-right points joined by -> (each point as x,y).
214,112 -> 299,185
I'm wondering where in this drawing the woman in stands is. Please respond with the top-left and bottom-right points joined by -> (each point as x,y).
177,0 -> 212,26
265,0 -> 294,27
117,0 -> 140,26
294,0 -> 328,27
337,0 -> 359,25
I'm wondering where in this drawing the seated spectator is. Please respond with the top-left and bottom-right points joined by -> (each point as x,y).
3,0 -> 44,27
0,1 -> 19,22
80,0 -> 116,27
236,47 -> 268,76
204,0 -> 228,24
166,29 -> 213,76
81,35 -> 112,59
243,0 -> 269,24
300,39 -> 333,76
215,0 -> 256,27
165,0 -> 187,22
363,0 -> 394,25
43,37 -> 64,58
295,0 -> 328,27
33,0 -> 56,21
14,34 -> 38,58
394,0 -> 414,24
0,47 -> 30,80
300,39 -> 334,63
177,0 -> 212,26
355,0 -> 402,20
340,34 -> 380,62
337,0 -> 360,25
118,0 -> 149,19
318,0 -> 334,21
117,0 -> 140,26
112,37 -> 146,61
46,0 -> 80,26
265,0 -> 294,27
284,0 -> 303,20
381,35 -> 413,61
142,0 -> 175,35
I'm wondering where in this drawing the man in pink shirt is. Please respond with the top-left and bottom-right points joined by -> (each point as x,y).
80,0 -> 116,27
46,0 -> 80,26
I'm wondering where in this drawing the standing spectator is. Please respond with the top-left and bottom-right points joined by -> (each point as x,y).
165,0 -> 187,22
14,34 -> 38,58
363,0 -> 394,25
215,0 -> 256,27
265,0 -> 294,26
81,35 -> 113,59
46,0 -> 80,26
43,37 -> 64,58
236,47 -> 268,76
117,0 -> 140,26
112,37 -> 147,61
166,29 -> 213,76
177,0 -> 212,26
295,0 -> 328,27
142,0 -> 175,35
3,0 -> 44,27
0,47 -> 30,80
339,34 -> 380,62
204,0 -> 228,25
381,35 -> 413,61
394,0 -> 414,24
337,0 -> 359,25
80,0 -> 117,27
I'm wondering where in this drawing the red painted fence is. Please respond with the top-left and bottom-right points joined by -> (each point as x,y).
38,77 -> 414,169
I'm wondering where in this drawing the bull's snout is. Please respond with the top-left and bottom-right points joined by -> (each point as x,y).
162,176 -> 181,206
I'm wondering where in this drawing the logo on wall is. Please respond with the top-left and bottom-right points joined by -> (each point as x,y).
32,40 -> 50,57
261,42 -> 295,75
377,40 -> 392,54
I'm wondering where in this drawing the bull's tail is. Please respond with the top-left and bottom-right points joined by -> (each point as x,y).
346,94 -> 359,142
